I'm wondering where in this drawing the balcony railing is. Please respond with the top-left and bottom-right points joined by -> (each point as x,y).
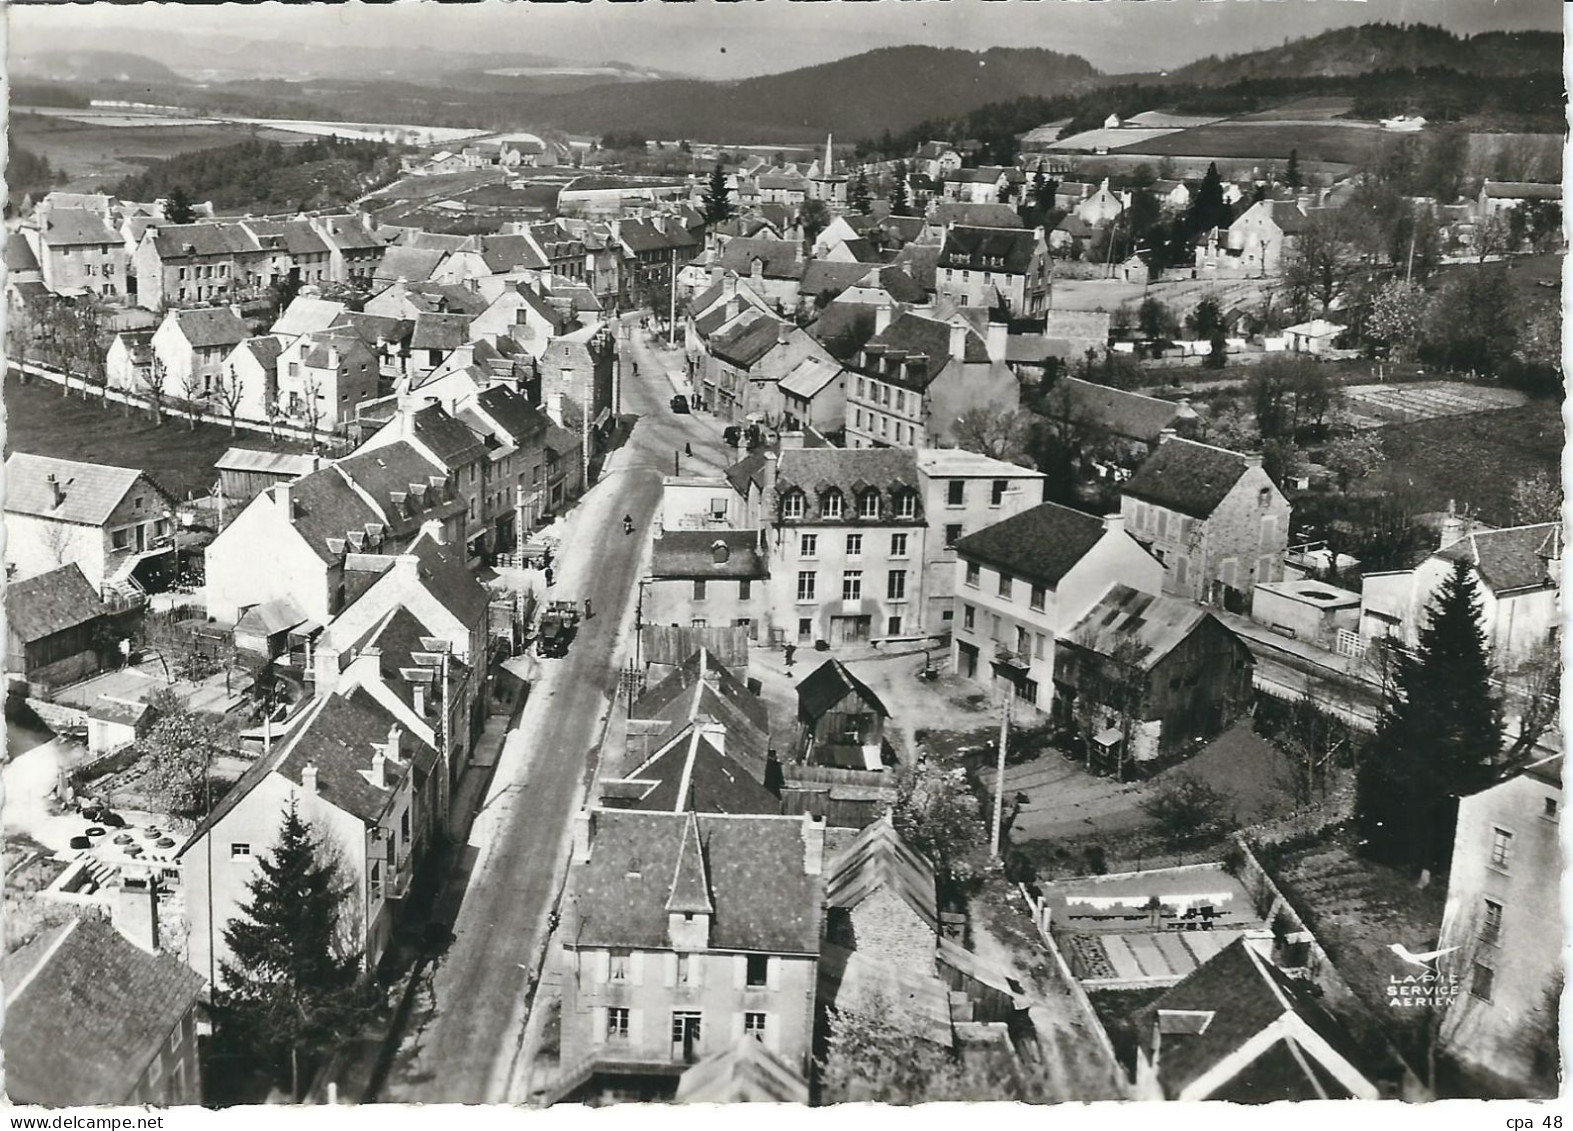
994,644 -> 1030,669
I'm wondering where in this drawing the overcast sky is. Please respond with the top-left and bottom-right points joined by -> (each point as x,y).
11,0 -> 1564,80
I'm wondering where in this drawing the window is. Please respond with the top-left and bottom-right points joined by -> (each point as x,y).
947,480 -> 965,506
369,863 -> 382,901
800,532 -> 818,558
609,949 -> 631,981
746,955 -> 769,987
739,579 -> 752,601
1489,828 -> 1513,871
693,579 -> 708,601
112,529 -> 130,550
859,491 -> 880,519
797,571 -> 817,602
1258,487 -> 1272,507
230,843 -> 251,860
1030,584 -> 1046,611
676,953 -> 693,984
606,1008 -> 630,1040
991,479 -> 1007,507
1034,633 -> 1047,659
887,614 -> 904,635
895,490 -> 916,519
842,571 -> 862,600
998,573 -> 1013,599
822,491 -> 844,519
1482,899 -> 1504,945
1470,962 -> 1495,1002
781,491 -> 805,519
798,617 -> 813,639
890,532 -> 909,558
1020,678 -> 1039,704
963,604 -> 976,631
745,1012 -> 767,1040
946,523 -> 963,547
1016,626 -> 1030,655
1545,797 -> 1559,821
690,618 -> 708,628
842,532 -> 862,559
402,809 -> 411,842
887,570 -> 907,600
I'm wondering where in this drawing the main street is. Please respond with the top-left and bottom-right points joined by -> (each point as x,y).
375,319 -> 726,1102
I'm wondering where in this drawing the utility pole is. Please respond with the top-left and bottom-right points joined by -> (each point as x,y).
580,367 -> 591,491
669,256 -> 678,346
990,677 -> 1012,859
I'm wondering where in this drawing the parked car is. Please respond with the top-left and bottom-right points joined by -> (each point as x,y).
722,425 -> 742,446
670,395 -> 689,413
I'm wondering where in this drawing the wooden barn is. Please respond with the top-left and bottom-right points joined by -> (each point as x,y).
215,449 -> 324,506
795,658 -> 890,770
5,564 -> 118,691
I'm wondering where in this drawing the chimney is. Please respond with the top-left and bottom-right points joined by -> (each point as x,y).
1103,513 -> 1125,537
986,319 -> 1008,362
229,303 -> 244,321
45,472 -> 64,509
723,273 -> 738,298
387,724 -> 403,762
572,808 -> 594,864
762,451 -> 779,496
777,319 -> 791,346
948,322 -> 968,360
801,812 -> 826,876
1439,500 -> 1465,550
413,681 -> 429,718
710,264 -> 723,286
712,538 -> 731,564
875,300 -> 893,335
111,870 -> 160,954
372,745 -> 388,787
1242,451 -> 1264,470
274,481 -> 293,518
302,763 -> 319,794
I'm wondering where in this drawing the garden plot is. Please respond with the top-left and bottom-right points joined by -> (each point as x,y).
1340,381 -> 1528,427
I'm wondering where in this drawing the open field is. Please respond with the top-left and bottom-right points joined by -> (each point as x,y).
13,112 -> 313,190
4,370 -> 317,500
1367,399 -> 1563,526
1340,381 -> 1529,428
1116,121 -> 1387,166
1049,274 -> 1273,317
1235,97 -> 1358,122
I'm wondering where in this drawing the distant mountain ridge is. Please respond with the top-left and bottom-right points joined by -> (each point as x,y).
523,45 -> 1102,141
12,49 -> 185,85
1165,23 -> 1561,85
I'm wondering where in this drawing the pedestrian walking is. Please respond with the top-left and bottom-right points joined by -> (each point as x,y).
544,566 -> 554,588
584,597 -> 593,619
784,644 -> 796,668
685,442 -> 692,457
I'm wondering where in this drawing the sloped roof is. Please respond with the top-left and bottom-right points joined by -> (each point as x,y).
1482,180 -> 1561,201
233,335 -> 286,372
711,311 -> 786,370
7,232 -> 41,271
652,530 -> 766,580
779,355 -> 843,401
150,221 -> 261,259
945,166 -> 1011,185
1064,584 -> 1217,671
717,236 -> 804,280
826,816 -> 938,932
234,594 -> 310,638
273,295 -> 349,338
1055,377 -> 1188,443
817,941 -> 955,1046
402,403 -> 489,470
244,218 -> 330,257
632,647 -> 771,780
480,233 -> 547,273
724,450 -> 769,497
929,202 -> 1025,229
1122,437 -> 1254,519
1135,938 -> 1374,1101
470,384 -> 552,444
330,311 -> 413,349
4,563 -> 107,643
797,658 -> 889,724
410,311 -> 472,352
801,259 -> 883,302
270,694 -> 437,824
171,305 -> 249,349
1,917 -> 205,1106
1437,522 -> 1561,594
274,462 -> 384,563
613,724 -> 778,815
334,441 -> 447,523
939,225 -> 1039,274
373,245 -> 447,283
775,446 -> 921,505
4,453 -> 155,525
892,243 -> 940,291
568,809 -> 824,953
954,501 -> 1111,589
40,209 -> 120,248
675,1037 -> 810,1103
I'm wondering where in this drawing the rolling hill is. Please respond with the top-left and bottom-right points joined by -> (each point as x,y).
11,49 -> 186,85
1166,23 -> 1561,86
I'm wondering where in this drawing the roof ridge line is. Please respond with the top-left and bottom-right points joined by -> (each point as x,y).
6,917 -> 82,1004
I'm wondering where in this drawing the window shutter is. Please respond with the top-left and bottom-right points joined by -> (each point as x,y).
766,956 -> 781,991
765,1014 -> 779,1054
734,954 -> 748,989
592,949 -> 610,984
630,950 -> 644,986
663,952 -> 678,988
629,1008 -> 644,1048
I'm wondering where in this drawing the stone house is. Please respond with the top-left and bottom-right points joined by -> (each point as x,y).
646,530 -> 769,641
106,329 -> 157,396
274,330 -> 380,429
553,808 -> 826,1103
951,506 -> 1164,713
218,335 -> 286,423
933,225 -> 1050,317
150,305 -> 251,405
131,221 -> 268,311
1120,435 -> 1291,612
704,312 -> 837,427
33,209 -> 127,297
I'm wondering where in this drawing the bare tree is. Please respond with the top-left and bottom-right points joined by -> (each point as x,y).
1508,470 -> 1560,525
299,374 -> 326,449
137,359 -> 169,426
1504,638 -> 1561,760
1472,213 -> 1512,264
954,404 -> 1031,463
1283,208 -> 1365,317
215,370 -> 247,437
178,368 -> 207,430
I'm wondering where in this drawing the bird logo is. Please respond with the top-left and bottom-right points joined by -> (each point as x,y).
1388,943 -> 1459,970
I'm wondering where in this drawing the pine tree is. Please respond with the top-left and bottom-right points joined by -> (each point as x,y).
1356,559 -> 1502,872
212,800 -> 372,1098
850,168 -> 872,214
166,185 -> 195,225
1286,148 -> 1302,190
702,163 -> 734,224
1186,161 -> 1230,238
889,160 -> 913,217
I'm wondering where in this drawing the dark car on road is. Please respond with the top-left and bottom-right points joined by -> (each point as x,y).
670,395 -> 689,413
722,425 -> 742,446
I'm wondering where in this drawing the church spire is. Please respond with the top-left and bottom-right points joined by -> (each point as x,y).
823,133 -> 833,178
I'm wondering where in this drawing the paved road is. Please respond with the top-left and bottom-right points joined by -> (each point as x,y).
376,321 -> 721,1103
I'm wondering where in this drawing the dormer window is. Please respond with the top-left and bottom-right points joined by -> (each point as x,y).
859,490 -> 880,519
822,490 -> 844,520
895,490 -> 917,520
781,490 -> 806,520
